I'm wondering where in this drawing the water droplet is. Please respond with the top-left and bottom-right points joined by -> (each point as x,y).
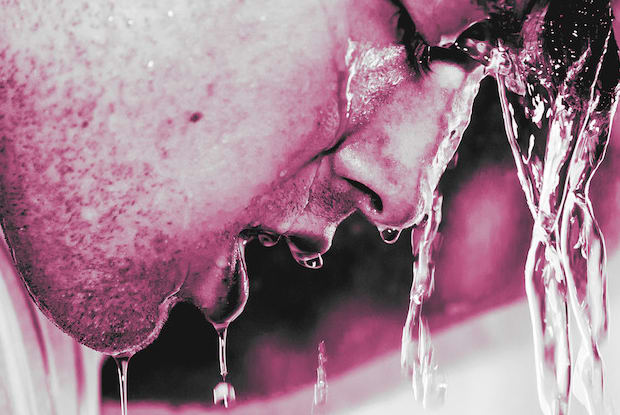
167,10 -> 174,18
216,327 -> 229,379
113,355 -> 131,415
488,5 -> 618,413
378,227 -> 401,244
258,232 -> 280,247
126,18 -> 134,27
203,241 -> 250,408
298,254 -> 323,270
146,60 -> 154,69
212,326 -> 236,408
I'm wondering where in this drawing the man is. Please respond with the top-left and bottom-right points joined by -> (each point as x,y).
1,0 -> 613,414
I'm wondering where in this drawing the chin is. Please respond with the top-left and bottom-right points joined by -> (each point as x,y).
6,233 -> 186,355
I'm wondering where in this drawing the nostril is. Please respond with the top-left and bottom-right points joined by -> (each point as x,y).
344,178 -> 383,212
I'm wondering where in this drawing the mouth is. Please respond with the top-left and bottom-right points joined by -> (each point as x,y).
191,222 -> 336,330
236,156 -> 353,272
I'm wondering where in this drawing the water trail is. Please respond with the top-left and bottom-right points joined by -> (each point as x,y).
311,341 -> 328,415
401,190 -> 446,408
296,254 -> 324,270
203,239 -> 250,408
213,326 -> 236,408
113,355 -> 131,415
494,59 -> 573,412
217,327 -> 229,381
559,33 -> 619,414
522,233 -> 571,415
486,2 -> 618,413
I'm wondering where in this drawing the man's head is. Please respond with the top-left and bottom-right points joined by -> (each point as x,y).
0,0 -> 525,354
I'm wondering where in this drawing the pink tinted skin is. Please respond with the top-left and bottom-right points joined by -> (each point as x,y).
0,0 -> 511,355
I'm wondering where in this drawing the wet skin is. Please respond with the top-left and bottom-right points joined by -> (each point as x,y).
0,0 -> 519,355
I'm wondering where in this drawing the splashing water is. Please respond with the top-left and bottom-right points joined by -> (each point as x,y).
113,355 -> 131,415
401,190 -> 447,408
311,341 -> 329,415
482,1 -> 619,413
398,25 -> 486,405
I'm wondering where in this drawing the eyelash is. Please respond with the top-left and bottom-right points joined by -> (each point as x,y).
391,3 -> 432,75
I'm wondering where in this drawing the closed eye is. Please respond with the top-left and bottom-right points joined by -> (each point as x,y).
388,0 -> 432,76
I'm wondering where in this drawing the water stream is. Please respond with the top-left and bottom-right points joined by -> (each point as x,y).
113,356 -> 131,415
401,190 -> 447,408
398,2 -> 619,413
485,2 -> 619,413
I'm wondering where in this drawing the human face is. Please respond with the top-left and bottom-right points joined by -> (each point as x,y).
0,0 -> 496,355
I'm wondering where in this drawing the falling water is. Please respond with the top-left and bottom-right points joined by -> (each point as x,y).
203,239 -> 251,408
398,21 -> 487,405
113,355 -> 131,415
213,326 -> 236,408
401,190 -> 447,408
483,1 -> 619,414
311,341 -> 328,415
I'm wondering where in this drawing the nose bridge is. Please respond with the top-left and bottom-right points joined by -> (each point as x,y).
331,115 -> 431,228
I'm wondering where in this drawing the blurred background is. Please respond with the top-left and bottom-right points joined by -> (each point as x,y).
100,75 -> 620,413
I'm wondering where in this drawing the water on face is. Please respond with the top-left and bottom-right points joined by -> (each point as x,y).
484,2 -> 619,413
311,341 -> 329,415
113,355 -> 131,415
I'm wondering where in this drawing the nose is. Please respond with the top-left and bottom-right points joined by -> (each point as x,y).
329,57 -> 485,229
331,126 -> 427,229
